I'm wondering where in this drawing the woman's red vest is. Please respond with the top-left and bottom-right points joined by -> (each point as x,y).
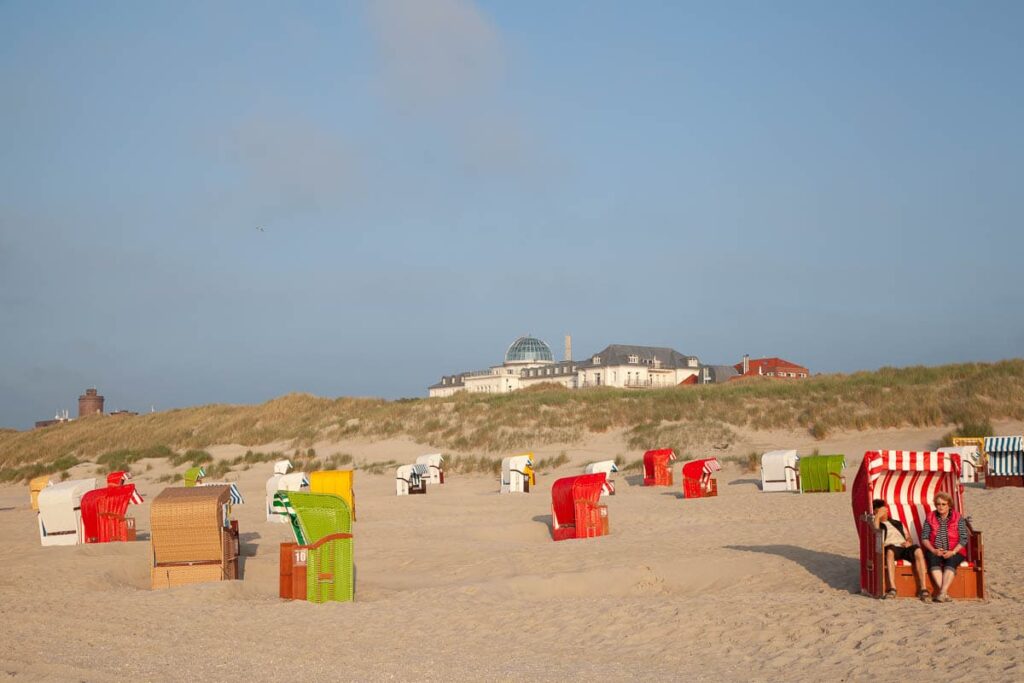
927,508 -> 966,557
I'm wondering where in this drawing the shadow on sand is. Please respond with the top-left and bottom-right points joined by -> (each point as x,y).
727,478 -> 761,487
623,474 -> 645,487
725,544 -> 860,593
240,531 -> 261,557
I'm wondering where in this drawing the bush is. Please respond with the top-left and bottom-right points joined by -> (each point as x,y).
937,420 -> 994,447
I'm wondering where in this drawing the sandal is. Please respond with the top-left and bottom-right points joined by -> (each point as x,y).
918,590 -> 931,602
937,594 -> 953,603
884,589 -> 898,600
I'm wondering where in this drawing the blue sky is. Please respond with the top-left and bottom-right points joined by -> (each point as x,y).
1,1 -> 1021,428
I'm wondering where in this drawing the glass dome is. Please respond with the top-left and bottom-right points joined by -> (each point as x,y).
505,336 -> 554,364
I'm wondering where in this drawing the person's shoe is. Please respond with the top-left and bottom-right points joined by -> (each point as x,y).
884,589 -> 898,600
918,590 -> 931,602
937,593 -> 953,603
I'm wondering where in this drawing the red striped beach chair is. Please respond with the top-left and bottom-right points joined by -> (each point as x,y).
551,473 -> 612,541
681,457 -> 721,498
642,449 -> 676,486
106,471 -> 132,487
852,450 -> 985,599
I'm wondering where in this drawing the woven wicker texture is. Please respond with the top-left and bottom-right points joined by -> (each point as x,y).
151,563 -> 228,590
183,467 -> 206,487
151,486 -> 230,564
799,455 -> 846,492
308,470 -> 356,520
287,492 -> 354,603
29,475 -> 50,511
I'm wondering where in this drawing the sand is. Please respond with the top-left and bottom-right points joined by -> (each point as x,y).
1,422 -> 1022,681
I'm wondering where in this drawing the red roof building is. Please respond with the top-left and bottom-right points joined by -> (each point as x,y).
732,355 -> 809,380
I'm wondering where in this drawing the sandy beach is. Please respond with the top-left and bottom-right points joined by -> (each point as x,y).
1,423 -> 1021,682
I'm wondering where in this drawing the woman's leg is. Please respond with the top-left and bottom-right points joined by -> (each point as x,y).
939,567 -> 956,596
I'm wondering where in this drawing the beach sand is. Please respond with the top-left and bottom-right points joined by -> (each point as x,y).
1,422 -> 1021,681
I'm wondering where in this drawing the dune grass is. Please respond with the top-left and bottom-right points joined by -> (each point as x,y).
1,359 -> 1022,473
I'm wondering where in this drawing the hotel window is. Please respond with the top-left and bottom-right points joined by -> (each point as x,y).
593,356 -> 601,365
628,355 -> 638,364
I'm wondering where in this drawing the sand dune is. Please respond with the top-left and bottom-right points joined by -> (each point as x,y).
1,424 -> 1022,681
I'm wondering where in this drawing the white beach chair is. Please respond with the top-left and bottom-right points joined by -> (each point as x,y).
396,464 -> 426,496
500,454 -> 535,493
37,478 -> 96,546
584,460 -> 619,496
937,446 -> 981,484
415,453 -> 445,485
273,459 -> 293,475
760,450 -> 799,492
267,471 -> 309,522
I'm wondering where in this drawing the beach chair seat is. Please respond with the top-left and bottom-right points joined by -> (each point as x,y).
551,473 -> 612,541
37,478 -> 96,546
681,458 -> 721,499
760,450 -> 799,492
309,470 -> 356,520
584,460 -> 619,495
984,436 -> 1024,489
642,449 -> 676,486
274,491 -> 354,603
799,455 -> 846,493
150,485 -> 239,589
852,450 -> 985,600
500,454 -> 535,493
81,484 -> 143,543
415,454 -> 445,485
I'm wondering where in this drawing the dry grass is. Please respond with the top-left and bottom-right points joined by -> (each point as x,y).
2,359 -> 1023,471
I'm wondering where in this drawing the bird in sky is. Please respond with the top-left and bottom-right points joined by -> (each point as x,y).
256,226 -> 265,232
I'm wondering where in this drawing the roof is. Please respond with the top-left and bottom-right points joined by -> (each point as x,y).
577,344 -> 698,370
700,364 -> 740,383
734,357 -> 809,376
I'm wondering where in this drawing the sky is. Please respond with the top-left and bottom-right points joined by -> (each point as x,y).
1,1 -> 1022,429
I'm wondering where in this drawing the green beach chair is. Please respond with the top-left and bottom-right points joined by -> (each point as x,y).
273,491 -> 354,603
799,455 -> 846,493
184,466 -> 206,487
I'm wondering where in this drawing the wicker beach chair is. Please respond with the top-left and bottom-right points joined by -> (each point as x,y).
760,450 -> 799,492
81,484 -> 143,543
29,474 -> 51,511
852,450 -> 984,599
984,436 -> 1024,488
395,464 -> 427,496
551,473 -> 612,541
266,471 -> 309,522
150,485 -> 239,589
642,449 -> 676,487
583,460 -> 619,495
799,454 -> 846,493
274,491 -> 354,603
415,454 -> 445,485
681,457 -> 721,499
309,470 -> 356,521
37,478 -> 96,546
500,454 -> 535,493
183,466 -> 207,487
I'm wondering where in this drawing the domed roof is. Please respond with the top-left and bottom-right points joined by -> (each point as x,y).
505,336 -> 554,364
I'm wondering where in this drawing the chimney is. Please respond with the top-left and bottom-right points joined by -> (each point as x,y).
564,334 -> 572,362
742,354 -> 750,374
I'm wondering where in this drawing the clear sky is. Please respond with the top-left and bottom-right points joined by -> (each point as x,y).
1,1 -> 1022,429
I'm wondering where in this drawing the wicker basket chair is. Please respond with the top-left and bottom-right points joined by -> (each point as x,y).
150,485 -> 239,589
274,491 -> 354,603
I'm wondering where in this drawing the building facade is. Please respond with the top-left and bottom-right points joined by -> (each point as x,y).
575,344 -> 700,388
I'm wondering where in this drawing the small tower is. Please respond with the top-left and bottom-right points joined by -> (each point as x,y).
78,388 -> 105,417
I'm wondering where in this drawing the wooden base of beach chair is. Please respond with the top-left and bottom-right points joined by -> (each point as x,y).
151,561 -> 235,589
985,474 -> 1024,489
279,542 -> 308,600
125,517 -> 137,542
888,563 -> 985,599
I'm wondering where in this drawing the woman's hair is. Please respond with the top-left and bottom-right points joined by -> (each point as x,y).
934,491 -> 953,506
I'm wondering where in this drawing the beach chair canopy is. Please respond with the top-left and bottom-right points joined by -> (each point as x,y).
184,466 -> 207,487
106,470 -> 132,487
501,454 -> 535,492
984,436 -> 1024,477
937,446 -> 981,483
151,485 -> 232,565
799,455 -> 846,492
274,491 -> 352,545
29,474 -> 51,511
198,481 -> 244,504
81,484 -> 143,543
551,473 -> 610,528
415,454 -> 444,484
275,491 -> 354,603
643,449 -> 676,480
37,478 -> 96,545
682,457 -> 721,483
760,450 -> 799,492
273,459 -> 293,475
309,470 -> 356,519
584,460 -> 619,475
279,472 -> 310,490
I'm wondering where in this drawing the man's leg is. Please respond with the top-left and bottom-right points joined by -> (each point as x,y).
885,548 -> 897,594
912,547 -> 928,590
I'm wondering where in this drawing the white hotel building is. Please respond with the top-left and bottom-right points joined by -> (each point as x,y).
428,336 -> 701,397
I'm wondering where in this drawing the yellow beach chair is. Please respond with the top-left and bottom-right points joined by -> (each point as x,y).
309,470 -> 356,521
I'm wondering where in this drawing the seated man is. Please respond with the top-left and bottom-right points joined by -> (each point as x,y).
872,499 -> 929,601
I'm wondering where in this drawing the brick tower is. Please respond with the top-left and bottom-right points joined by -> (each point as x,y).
78,388 -> 105,417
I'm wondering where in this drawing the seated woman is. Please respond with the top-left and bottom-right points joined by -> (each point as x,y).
872,499 -> 929,600
921,491 -> 969,603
